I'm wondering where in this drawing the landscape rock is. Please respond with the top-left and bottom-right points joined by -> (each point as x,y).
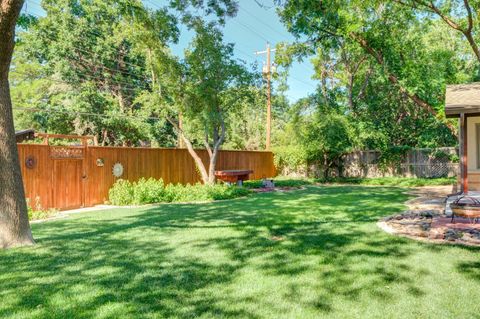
379,186 -> 480,247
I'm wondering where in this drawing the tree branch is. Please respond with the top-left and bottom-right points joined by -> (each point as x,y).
204,127 -> 212,158
427,1 -> 462,31
464,0 -> 473,33
356,66 -> 372,102
349,32 -> 457,134
392,0 -> 480,62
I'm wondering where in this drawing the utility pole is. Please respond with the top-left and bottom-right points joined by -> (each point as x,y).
255,43 -> 276,150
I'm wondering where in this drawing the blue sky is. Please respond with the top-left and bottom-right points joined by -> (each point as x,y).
22,0 -> 317,102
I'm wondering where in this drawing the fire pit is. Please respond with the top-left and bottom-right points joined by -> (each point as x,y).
450,196 -> 480,223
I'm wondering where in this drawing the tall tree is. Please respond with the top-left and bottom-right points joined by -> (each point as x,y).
179,23 -> 253,184
0,0 -> 34,248
140,21 -> 253,184
12,0 -> 239,146
275,0 -> 459,134
14,0 -> 178,146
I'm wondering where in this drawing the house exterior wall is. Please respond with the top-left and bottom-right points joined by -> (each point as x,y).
467,116 -> 480,191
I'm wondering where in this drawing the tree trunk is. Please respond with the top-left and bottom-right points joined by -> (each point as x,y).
0,0 -> 35,249
323,154 -> 329,179
207,140 -> 224,185
206,116 -> 226,185
166,116 -> 210,183
463,31 -> 480,64
207,148 -> 219,185
182,134 -> 210,183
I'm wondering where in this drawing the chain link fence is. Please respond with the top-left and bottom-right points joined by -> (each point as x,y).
342,148 -> 458,178
278,147 -> 459,178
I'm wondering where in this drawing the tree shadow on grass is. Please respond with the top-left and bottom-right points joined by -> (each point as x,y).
1,186 -> 478,318
457,261 -> 480,281
0,233 -> 261,318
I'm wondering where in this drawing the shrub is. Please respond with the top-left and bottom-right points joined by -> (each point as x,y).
207,183 -> 251,200
108,179 -> 134,205
315,176 -> 456,187
164,183 -> 204,202
244,176 -> 455,188
26,197 -> 57,221
108,178 -> 250,206
244,178 -> 313,189
165,183 -> 251,202
302,113 -> 354,178
133,178 -> 166,204
273,145 -> 307,172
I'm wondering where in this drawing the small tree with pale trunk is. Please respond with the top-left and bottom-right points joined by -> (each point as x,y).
139,20 -> 253,185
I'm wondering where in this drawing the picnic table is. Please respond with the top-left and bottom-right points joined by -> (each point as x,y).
215,169 -> 253,185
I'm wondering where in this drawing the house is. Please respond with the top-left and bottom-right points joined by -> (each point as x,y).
15,129 -> 35,143
445,82 -> 480,192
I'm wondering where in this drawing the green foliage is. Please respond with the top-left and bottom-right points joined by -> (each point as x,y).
12,0 -> 179,146
430,149 -> 460,163
164,183 -> 250,202
274,0 -> 468,150
377,145 -> 412,170
316,176 -> 456,187
449,153 -> 460,163
244,178 -> 314,189
272,145 -> 307,172
12,0 -> 472,185
108,179 -> 135,205
12,0 -> 253,151
273,97 -> 355,177
137,19 -> 257,183
108,178 -> 250,205
245,176 -> 454,188
26,197 -> 57,221
303,113 -> 353,164
133,178 -> 166,204
223,86 -> 268,150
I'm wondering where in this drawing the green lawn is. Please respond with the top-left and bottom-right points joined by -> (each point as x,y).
244,177 -> 456,189
1,186 -> 479,319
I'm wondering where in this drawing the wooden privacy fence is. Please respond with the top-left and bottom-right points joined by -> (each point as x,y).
17,144 -> 276,210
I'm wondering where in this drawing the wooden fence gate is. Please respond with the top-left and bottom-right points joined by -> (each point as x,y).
50,146 -> 86,210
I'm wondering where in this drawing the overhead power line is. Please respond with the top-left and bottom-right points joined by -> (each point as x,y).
237,5 -> 290,40
21,6 -> 152,72
12,106 -> 165,122
231,19 -> 270,42
11,69 -> 149,93
290,76 -> 317,88
23,0 -> 317,93
24,2 -> 257,69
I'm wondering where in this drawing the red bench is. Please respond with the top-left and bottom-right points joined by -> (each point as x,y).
215,169 -> 253,185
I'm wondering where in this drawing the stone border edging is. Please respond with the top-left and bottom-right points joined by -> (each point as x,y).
377,186 -> 480,247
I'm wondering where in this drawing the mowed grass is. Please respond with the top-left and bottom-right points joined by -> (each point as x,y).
1,186 -> 479,319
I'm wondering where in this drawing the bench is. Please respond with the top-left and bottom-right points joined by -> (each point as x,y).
215,169 -> 253,186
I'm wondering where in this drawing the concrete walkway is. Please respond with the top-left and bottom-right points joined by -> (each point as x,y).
30,205 -> 122,223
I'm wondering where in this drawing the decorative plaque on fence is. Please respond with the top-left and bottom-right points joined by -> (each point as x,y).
49,146 -> 84,159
